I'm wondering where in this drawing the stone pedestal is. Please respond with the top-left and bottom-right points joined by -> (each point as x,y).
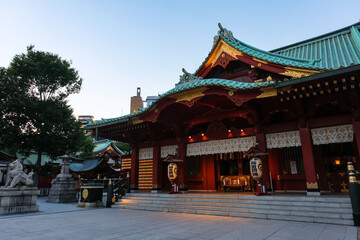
47,177 -> 77,203
47,159 -> 77,203
0,187 -> 40,215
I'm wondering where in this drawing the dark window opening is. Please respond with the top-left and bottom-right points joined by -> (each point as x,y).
283,147 -> 304,174
187,156 -> 200,176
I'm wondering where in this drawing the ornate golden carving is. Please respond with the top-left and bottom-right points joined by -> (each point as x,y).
282,67 -> 319,78
341,181 -> 349,192
306,182 -> 318,189
170,87 -> 208,102
131,119 -> 143,125
253,58 -> 268,65
257,88 -> 277,98
205,40 -> 243,68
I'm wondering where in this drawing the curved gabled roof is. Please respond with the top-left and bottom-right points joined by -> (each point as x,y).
94,140 -> 124,155
86,78 -> 275,128
195,24 -> 322,76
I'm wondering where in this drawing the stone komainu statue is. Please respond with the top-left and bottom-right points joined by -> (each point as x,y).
5,159 -> 34,188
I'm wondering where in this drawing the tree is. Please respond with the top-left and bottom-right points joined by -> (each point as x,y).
0,46 -> 85,184
115,141 -> 130,154
78,137 -> 95,158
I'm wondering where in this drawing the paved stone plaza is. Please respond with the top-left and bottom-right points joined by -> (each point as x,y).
0,197 -> 358,240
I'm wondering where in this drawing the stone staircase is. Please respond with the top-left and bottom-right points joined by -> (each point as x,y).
115,192 -> 354,225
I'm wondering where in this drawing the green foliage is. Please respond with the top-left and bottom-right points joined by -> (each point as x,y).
0,46 -> 85,176
115,142 -> 130,154
7,45 -> 82,101
79,137 -> 95,158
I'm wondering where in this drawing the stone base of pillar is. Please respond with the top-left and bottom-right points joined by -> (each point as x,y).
353,214 -> 360,226
306,190 -> 321,196
151,189 -> 162,193
0,187 -> 40,215
47,174 -> 77,203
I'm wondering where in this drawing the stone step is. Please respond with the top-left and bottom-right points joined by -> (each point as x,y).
123,195 -> 352,209
118,193 -> 353,225
116,204 -> 354,226
119,198 -> 353,214
125,193 -> 351,203
116,201 -> 353,220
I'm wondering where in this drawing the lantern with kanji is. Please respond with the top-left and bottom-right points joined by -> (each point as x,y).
167,162 -> 178,181
250,157 -> 263,181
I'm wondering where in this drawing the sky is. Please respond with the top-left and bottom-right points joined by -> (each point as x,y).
1,0 -> 360,120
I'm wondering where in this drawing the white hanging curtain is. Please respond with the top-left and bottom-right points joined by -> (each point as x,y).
266,131 -> 301,149
186,136 -> 256,156
139,147 -> 153,160
311,124 -> 353,145
160,145 -> 178,158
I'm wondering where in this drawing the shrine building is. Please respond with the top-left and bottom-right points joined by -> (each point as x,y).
86,22 -> 360,195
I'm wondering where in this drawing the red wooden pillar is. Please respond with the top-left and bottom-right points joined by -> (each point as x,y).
256,131 -> 270,190
130,146 -> 139,191
177,141 -> 188,191
152,145 -> 162,192
205,155 -> 216,190
268,148 -> 282,191
299,127 -> 320,195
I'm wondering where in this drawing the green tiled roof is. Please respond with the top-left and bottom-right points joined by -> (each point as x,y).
94,140 -> 124,155
195,24 -> 322,75
86,79 -> 275,128
271,22 -> 360,69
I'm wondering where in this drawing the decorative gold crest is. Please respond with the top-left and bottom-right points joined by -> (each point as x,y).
205,40 -> 243,68
169,87 -> 208,102
282,67 -> 319,78
306,182 -> 318,189
257,88 -> 277,98
82,189 -> 89,199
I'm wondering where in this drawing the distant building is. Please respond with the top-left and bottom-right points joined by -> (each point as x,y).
146,96 -> 159,107
78,115 -> 94,136
130,87 -> 143,113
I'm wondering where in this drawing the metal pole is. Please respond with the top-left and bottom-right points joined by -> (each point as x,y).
106,179 -> 113,208
347,157 -> 360,226
269,171 -> 273,193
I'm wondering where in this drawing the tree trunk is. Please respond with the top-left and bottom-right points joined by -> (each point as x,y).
33,151 -> 42,187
